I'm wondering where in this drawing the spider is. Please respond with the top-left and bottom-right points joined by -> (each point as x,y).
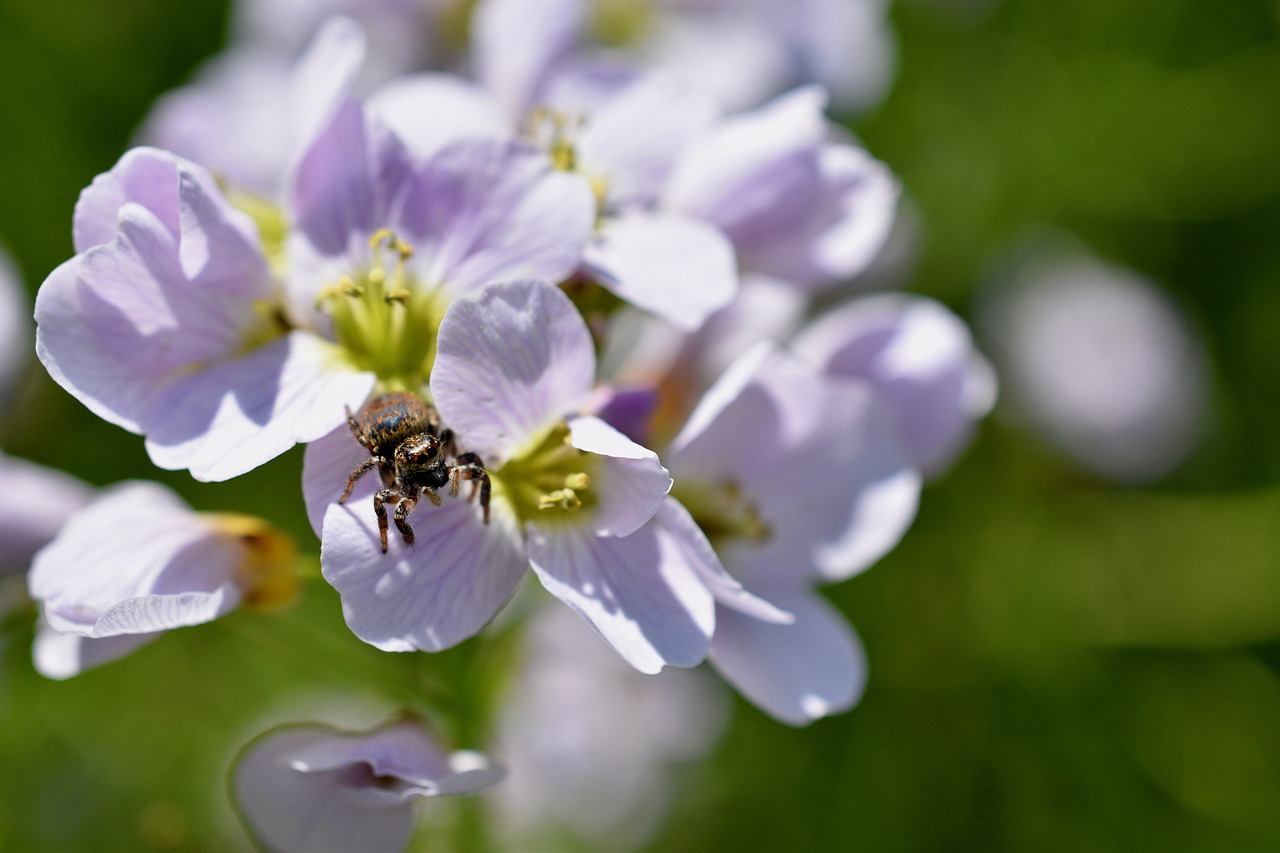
339,392 -> 491,553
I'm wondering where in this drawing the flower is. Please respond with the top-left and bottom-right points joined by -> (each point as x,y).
36,146 -> 376,481
978,243 -> 1208,481
28,480 -> 297,679
666,344 -> 921,724
231,716 -> 504,853
304,280 -> 722,672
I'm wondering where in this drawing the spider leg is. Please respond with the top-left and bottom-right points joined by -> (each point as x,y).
452,453 -> 491,525
340,456 -> 384,504
438,427 -> 458,458
422,488 -> 443,507
373,488 -> 400,553
393,492 -> 419,547
346,405 -> 374,452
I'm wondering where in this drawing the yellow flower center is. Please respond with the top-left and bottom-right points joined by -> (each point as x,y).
315,229 -> 450,393
493,423 -> 600,526
670,479 -> 772,549
202,513 -> 300,611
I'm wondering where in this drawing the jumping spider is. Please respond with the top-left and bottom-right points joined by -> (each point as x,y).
340,392 -> 491,553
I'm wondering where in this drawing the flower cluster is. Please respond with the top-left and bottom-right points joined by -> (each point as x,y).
17,2 -> 993,848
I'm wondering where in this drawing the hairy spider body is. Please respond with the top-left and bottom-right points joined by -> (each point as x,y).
341,392 -> 491,553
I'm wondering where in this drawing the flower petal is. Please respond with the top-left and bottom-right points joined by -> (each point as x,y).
143,331 -> 375,482
368,73 -> 511,161
473,0 -> 584,118
710,582 -> 866,726
292,100 -> 410,256
432,280 -> 595,462
737,144 -> 900,289
302,421 -> 369,538
664,85 -> 828,240
794,293 -> 994,474
571,71 -> 718,208
73,147 -> 182,253
28,481 -> 242,637
655,499 -> 791,624
33,624 -> 160,680
320,496 -> 527,652
396,140 -> 594,297
526,521 -> 714,674
584,212 -> 737,331
286,15 -> 368,170
566,415 -> 671,538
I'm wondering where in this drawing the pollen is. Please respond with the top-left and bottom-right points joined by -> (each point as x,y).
493,425 -> 601,525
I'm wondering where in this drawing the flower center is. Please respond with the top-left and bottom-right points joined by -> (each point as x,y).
316,230 -> 449,393
670,479 -> 772,549
526,108 -> 610,211
492,424 -> 600,526
202,513 -> 300,611
590,0 -> 655,47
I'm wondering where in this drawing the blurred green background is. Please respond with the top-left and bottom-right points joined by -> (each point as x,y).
2,0 -> 1280,849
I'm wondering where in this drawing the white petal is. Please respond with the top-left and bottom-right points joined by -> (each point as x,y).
320,497 -> 527,653
33,624 -> 160,680
286,15 -> 368,171
432,280 -> 595,462
29,482 -> 242,637
473,0 -> 585,118
527,522 -> 714,674
143,332 -> 375,482
72,147 -> 182,253
302,422 -> 370,538
585,212 -> 737,331
567,415 -> 671,538
368,73 -> 511,161
710,582 -> 866,726
655,499 -> 791,624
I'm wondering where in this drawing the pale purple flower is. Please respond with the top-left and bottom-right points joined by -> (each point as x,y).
493,604 -> 727,848
232,717 -> 504,853
304,280 -> 724,672
664,85 -> 900,293
36,146 -> 376,481
979,247 -> 1208,482
793,293 -> 998,476
667,344 -> 921,724
28,480 -> 297,679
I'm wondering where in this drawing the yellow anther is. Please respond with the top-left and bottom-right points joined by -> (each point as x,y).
538,488 -> 582,511
339,275 -> 364,297
564,472 -> 590,490
384,288 -> 411,304
368,267 -> 386,286
369,227 -> 397,249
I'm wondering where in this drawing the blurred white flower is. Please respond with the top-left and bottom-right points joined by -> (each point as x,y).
980,246 -> 1210,482
493,604 -> 728,849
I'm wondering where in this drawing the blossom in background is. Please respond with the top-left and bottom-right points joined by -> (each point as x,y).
0,452 -> 93,578
305,280 -> 733,673
28,481 -> 298,679
793,293 -> 997,477
473,0 -> 896,114
493,604 -> 728,849
139,16 -> 367,197
979,244 -> 1209,482
0,247 -> 28,399
665,344 -> 921,724
232,717 -> 504,853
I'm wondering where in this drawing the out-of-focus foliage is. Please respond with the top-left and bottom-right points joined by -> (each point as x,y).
2,0 -> 1280,850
